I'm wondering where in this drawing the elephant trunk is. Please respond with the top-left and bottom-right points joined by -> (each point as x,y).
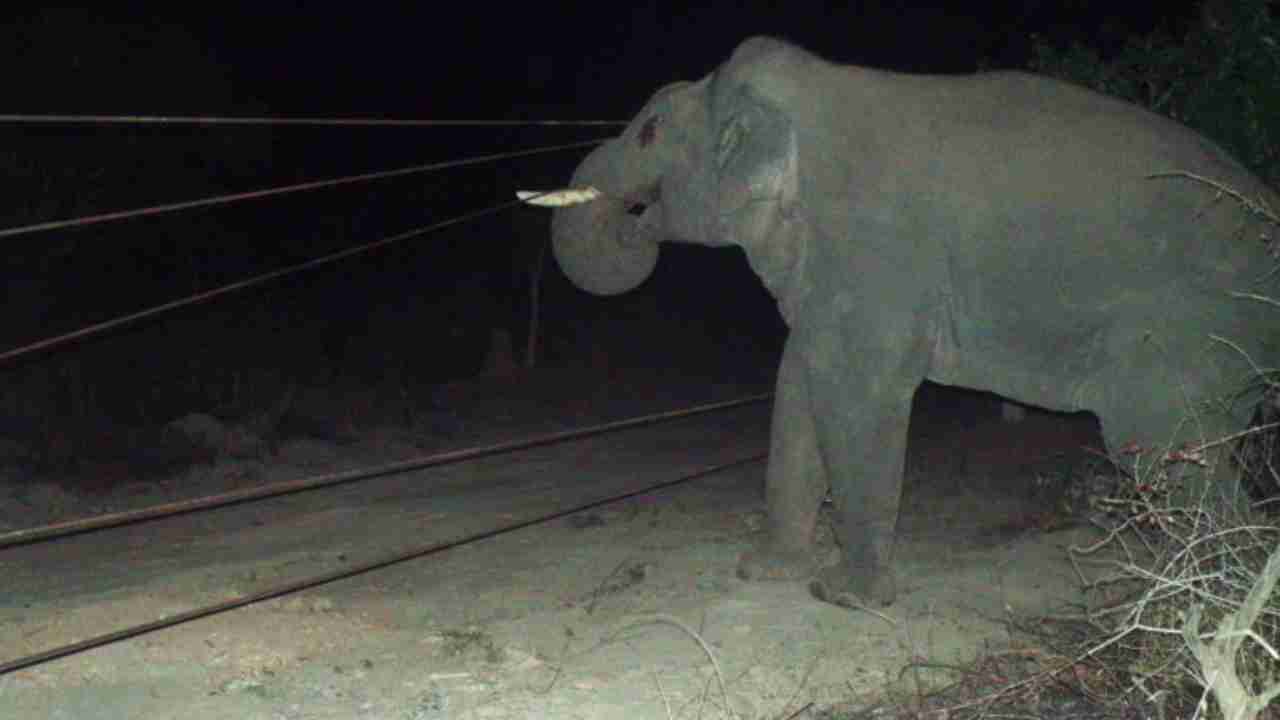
550,140 -> 662,296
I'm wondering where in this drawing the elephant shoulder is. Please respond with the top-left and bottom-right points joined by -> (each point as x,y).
726,37 -> 822,75
717,37 -> 832,108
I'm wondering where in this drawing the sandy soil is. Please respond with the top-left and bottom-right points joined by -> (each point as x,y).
0,368 -> 1107,719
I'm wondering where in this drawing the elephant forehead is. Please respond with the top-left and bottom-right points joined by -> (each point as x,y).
629,78 -> 709,153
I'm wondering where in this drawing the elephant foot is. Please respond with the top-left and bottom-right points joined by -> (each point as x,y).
737,544 -> 817,581
809,563 -> 896,608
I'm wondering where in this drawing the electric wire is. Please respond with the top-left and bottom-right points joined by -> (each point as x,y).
0,138 -> 603,241
0,197 -> 534,363
0,113 -> 624,127
0,393 -> 772,549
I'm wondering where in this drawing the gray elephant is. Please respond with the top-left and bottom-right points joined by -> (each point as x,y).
551,37 -> 1279,607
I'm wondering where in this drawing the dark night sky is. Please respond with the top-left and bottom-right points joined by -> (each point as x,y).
216,3 -> 1184,116
223,2 -> 1191,113
9,3 -> 1196,116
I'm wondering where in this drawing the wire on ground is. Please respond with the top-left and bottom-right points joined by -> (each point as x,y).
0,393 -> 772,549
0,450 -> 766,676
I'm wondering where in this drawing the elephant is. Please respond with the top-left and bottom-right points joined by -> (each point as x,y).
551,37 -> 1279,607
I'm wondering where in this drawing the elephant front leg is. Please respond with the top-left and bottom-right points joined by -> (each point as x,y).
808,377 -> 916,608
737,340 -> 827,581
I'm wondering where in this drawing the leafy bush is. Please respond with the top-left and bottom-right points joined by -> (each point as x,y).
1028,0 -> 1280,187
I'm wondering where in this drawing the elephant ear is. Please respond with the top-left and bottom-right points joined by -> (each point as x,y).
713,88 -> 803,294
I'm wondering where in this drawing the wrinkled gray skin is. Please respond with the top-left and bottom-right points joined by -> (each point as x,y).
552,37 -> 1279,607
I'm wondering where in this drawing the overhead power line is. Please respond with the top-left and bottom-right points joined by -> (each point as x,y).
0,113 -> 624,127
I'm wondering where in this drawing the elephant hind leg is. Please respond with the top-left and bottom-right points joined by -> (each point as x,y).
738,341 -> 827,582
1090,352 -> 1249,508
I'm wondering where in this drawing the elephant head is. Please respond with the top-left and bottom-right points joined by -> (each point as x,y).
551,41 -> 810,314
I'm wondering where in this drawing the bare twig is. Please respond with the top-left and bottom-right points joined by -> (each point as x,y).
610,614 -> 736,720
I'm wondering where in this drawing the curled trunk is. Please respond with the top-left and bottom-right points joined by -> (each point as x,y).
550,141 -> 661,296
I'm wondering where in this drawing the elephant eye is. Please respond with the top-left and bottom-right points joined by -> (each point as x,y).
625,202 -> 647,216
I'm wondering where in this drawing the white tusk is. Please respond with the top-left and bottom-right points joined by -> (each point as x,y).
516,186 -> 602,207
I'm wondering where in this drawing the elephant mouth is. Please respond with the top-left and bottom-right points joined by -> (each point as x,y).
622,183 -> 658,216
615,187 -> 663,249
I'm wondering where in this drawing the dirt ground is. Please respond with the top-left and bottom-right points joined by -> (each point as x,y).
0,368 -> 1109,720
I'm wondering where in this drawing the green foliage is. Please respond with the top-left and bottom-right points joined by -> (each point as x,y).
1029,0 -> 1280,187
